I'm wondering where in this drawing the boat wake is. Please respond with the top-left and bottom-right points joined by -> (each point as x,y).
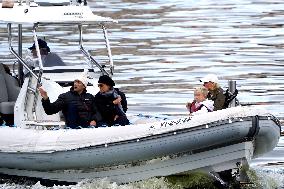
0,170 -> 282,189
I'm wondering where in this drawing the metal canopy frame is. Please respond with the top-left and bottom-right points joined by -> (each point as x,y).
6,22 -> 115,83
7,23 -> 38,80
1,2 -> 117,84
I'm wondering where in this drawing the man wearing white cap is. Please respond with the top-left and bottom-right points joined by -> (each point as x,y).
200,74 -> 226,111
38,71 -> 101,128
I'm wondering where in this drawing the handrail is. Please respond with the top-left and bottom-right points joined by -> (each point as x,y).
228,80 -> 237,107
102,24 -> 114,75
8,23 -> 40,121
32,24 -> 43,85
31,24 -> 44,119
78,24 -> 109,76
7,23 -> 38,80
18,24 -> 24,86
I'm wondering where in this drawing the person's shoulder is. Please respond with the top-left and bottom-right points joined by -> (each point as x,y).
57,91 -> 70,99
47,52 -> 62,60
114,88 -> 126,96
94,92 -> 103,99
215,87 -> 225,97
85,92 -> 95,98
62,90 -> 73,95
114,88 -> 121,94
216,86 -> 224,93
45,52 -> 65,66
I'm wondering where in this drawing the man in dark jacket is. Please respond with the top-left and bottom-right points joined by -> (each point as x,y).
94,75 -> 129,126
38,73 -> 101,128
29,39 -> 65,67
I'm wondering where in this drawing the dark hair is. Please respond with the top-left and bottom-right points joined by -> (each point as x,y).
29,39 -> 50,52
98,75 -> 115,87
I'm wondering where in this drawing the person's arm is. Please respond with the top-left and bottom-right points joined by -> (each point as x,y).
192,105 -> 208,115
39,87 -> 65,115
116,89 -> 128,113
186,100 -> 194,112
90,97 -> 103,126
186,102 -> 191,111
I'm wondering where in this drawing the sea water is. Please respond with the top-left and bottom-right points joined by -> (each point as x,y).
0,0 -> 283,188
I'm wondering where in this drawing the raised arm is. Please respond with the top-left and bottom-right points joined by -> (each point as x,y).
39,86 -> 65,115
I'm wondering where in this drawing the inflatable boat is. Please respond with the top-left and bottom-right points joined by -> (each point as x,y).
0,0 -> 281,184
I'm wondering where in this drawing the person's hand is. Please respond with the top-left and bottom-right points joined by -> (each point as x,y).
113,96 -> 122,105
38,86 -> 48,100
186,102 -> 191,111
90,120 -> 96,126
114,115 -> 119,121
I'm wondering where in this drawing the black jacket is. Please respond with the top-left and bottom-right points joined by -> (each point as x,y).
42,87 -> 101,128
94,88 -> 127,126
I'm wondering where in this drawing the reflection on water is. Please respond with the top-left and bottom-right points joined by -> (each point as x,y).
0,0 -> 284,188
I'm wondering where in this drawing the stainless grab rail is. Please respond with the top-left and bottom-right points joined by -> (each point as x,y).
78,24 -> 111,76
102,24 -> 114,75
8,23 -> 43,121
7,23 -> 38,80
32,24 -> 44,84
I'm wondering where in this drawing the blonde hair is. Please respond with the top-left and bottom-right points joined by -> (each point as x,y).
194,86 -> 208,97
212,82 -> 220,90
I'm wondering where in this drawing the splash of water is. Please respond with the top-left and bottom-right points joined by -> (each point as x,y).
244,167 -> 283,189
0,177 -> 172,189
0,169 -> 283,189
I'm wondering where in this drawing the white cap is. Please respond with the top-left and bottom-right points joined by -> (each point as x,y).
75,69 -> 88,87
200,74 -> 219,83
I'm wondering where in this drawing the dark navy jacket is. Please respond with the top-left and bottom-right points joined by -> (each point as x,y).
94,88 -> 128,126
42,87 -> 101,128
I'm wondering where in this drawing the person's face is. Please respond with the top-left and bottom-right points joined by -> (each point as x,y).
203,81 -> 214,90
194,91 -> 206,103
31,49 -> 38,58
31,48 -> 47,58
73,80 -> 85,93
98,83 -> 111,93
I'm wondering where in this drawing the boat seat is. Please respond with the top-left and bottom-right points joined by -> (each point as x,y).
0,63 -> 21,115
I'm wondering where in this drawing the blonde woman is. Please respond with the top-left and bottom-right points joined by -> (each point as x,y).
186,86 -> 214,115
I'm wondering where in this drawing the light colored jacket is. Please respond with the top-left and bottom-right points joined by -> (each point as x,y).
192,99 -> 214,115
